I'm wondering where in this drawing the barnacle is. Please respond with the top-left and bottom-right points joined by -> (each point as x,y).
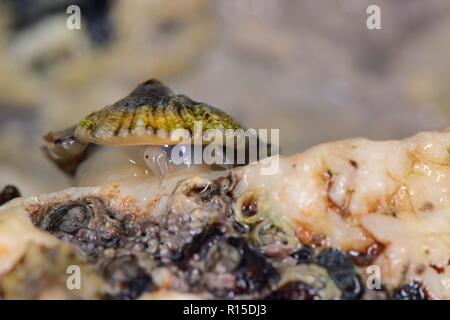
269,264 -> 340,300
234,190 -> 269,227
234,190 -> 298,255
250,219 -> 298,254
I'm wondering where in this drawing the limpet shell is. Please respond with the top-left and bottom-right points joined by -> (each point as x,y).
43,79 -> 243,175
75,79 -> 242,146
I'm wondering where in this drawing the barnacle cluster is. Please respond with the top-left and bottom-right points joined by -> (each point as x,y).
14,174 -> 373,300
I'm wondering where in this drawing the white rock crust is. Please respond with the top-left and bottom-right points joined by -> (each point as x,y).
233,127 -> 450,299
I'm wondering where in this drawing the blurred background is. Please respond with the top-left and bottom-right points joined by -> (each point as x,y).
0,0 -> 449,196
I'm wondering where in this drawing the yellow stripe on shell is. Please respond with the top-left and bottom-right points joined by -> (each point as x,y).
75,96 -> 243,146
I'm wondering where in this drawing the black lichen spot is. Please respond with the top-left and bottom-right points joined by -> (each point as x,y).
291,247 -> 314,264
265,281 -> 320,300
393,281 -> 428,300
315,248 -> 363,299
0,185 -> 21,206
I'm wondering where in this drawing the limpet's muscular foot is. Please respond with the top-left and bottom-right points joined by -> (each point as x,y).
144,146 -> 171,183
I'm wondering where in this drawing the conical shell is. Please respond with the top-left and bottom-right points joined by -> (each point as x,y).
74,79 -> 242,146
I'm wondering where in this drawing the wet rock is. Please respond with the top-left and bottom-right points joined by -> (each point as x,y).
0,185 -> 21,206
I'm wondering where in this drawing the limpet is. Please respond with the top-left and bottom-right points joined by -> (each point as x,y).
43,79 -> 245,181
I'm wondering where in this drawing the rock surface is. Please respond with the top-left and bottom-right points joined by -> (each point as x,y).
0,127 -> 449,299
